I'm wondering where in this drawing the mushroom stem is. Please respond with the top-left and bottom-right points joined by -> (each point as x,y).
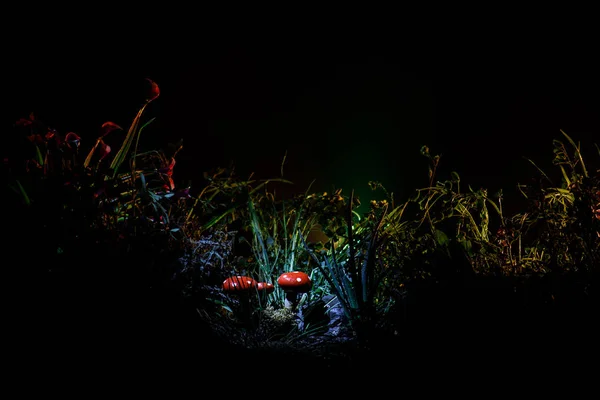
239,294 -> 254,328
284,292 -> 299,310
222,275 -> 258,329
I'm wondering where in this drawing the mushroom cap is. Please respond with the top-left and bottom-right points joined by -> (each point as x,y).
222,275 -> 258,292
257,282 -> 275,293
277,271 -> 312,293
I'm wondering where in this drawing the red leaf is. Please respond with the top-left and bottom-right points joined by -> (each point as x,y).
146,78 -> 160,102
100,121 -> 123,137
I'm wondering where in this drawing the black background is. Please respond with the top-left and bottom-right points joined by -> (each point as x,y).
4,38 -> 599,213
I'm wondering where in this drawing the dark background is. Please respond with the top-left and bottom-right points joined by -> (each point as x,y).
4,44 -> 599,214
2,16 -> 600,391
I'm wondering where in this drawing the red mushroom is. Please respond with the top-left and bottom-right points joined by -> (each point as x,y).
222,276 -> 258,325
277,271 -> 312,310
257,282 -> 275,294
222,275 -> 257,292
256,281 -> 275,304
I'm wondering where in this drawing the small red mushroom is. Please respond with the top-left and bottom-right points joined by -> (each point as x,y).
222,276 -> 258,326
257,282 -> 275,294
256,281 -> 275,304
222,275 -> 257,292
277,271 -> 312,310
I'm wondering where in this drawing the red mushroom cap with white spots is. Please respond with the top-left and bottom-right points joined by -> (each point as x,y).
257,282 -> 275,293
277,271 -> 312,293
222,276 -> 258,292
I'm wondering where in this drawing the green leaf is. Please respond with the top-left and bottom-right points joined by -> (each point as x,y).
434,229 -> 450,247
461,239 -> 473,255
35,145 -> 44,166
14,180 -> 31,206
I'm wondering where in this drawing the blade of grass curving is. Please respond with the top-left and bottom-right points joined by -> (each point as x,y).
455,202 -> 481,240
131,117 -> 156,173
523,157 -> 554,185
34,145 -> 44,168
560,129 -> 588,178
558,165 -> 571,187
385,199 -> 410,229
280,150 -> 287,178
83,139 -> 101,170
200,207 -> 238,231
248,178 -> 294,195
485,196 -> 502,218
108,103 -> 148,179
12,180 -> 31,206
517,184 -> 529,199
417,187 -> 446,230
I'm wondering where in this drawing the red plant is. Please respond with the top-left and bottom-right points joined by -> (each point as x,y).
146,78 -> 160,103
